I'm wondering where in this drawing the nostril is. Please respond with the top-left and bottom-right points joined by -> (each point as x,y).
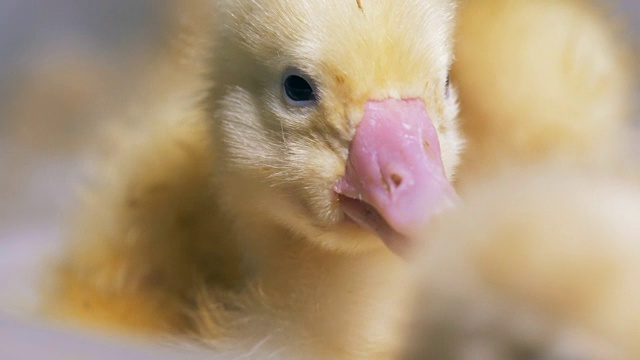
390,173 -> 403,188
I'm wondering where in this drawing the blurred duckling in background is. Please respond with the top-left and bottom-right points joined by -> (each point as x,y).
401,166 -> 640,360
453,0 -> 633,182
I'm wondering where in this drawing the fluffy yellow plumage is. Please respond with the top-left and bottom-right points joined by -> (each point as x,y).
49,1 -> 459,358
43,0 -> 635,358
453,0 -> 633,182
402,166 -> 640,359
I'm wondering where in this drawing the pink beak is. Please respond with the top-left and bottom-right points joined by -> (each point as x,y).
334,99 -> 458,256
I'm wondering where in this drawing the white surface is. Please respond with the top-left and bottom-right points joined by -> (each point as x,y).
0,315 -> 223,360
0,226 -> 58,315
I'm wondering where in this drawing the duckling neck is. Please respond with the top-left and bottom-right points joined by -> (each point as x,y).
234,221 -> 411,356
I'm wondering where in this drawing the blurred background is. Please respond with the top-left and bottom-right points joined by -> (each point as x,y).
0,0 -> 637,357
0,0 -> 174,318
1,0 -> 170,232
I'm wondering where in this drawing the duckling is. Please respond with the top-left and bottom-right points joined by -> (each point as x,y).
401,166 -> 640,360
48,0 -> 461,358
46,0 -> 634,358
453,0 -> 633,182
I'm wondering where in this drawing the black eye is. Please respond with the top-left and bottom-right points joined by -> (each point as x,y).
283,72 -> 317,106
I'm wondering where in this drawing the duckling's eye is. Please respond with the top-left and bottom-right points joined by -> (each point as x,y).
283,72 -> 317,106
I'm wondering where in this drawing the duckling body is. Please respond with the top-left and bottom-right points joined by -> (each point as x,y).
46,0 -> 633,358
